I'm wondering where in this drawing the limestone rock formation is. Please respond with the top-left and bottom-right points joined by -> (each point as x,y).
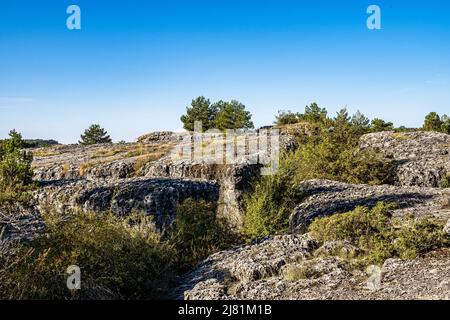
33,178 -> 219,228
178,233 -> 450,300
290,179 -> 450,233
0,205 -> 45,244
178,176 -> 450,300
30,130 -> 278,228
25,129 -> 450,300
136,131 -> 187,144
360,131 -> 450,187
174,233 -> 318,300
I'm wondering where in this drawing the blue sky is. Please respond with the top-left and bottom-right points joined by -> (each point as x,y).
1,0 -> 449,143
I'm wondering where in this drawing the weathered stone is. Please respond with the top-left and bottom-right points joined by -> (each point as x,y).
174,234 -> 318,299
360,131 -> 450,187
443,219 -> 450,236
289,179 -> 450,233
314,240 -> 360,260
0,205 -> 45,244
33,177 -> 219,228
178,238 -> 450,300
136,131 -> 187,144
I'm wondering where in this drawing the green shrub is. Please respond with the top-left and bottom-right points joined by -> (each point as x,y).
308,203 -> 449,265
282,261 -> 322,281
0,130 -> 34,208
243,154 -> 305,239
0,211 -> 176,300
167,199 -> 237,271
370,118 -> 394,132
394,217 -> 449,259
440,174 -> 450,188
0,198 -> 240,299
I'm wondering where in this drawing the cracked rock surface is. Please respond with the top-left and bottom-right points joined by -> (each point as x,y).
360,131 -> 450,187
290,179 -> 450,233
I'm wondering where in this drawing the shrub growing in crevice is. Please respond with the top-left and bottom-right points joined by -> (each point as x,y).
308,202 -> 449,266
243,154 -> 305,239
166,199 -> 238,271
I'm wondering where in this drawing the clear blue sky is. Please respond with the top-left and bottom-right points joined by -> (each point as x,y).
1,0 -> 449,143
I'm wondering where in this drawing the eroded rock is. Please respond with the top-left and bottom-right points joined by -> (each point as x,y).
33,177 -> 219,228
289,179 -> 450,233
360,131 -> 450,187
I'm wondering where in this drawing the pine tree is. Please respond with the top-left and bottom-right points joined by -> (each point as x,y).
79,124 -> 112,145
351,110 -> 370,134
423,112 -> 443,132
440,115 -> 450,134
180,97 -> 254,131
213,100 -> 254,130
180,96 -> 217,131
300,103 -> 328,123
334,108 -> 351,126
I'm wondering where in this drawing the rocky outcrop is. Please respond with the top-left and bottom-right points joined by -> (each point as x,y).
178,178 -> 450,299
179,233 -> 450,300
32,142 -> 174,181
33,178 -> 219,228
360,131 -> 450,187
0,206 -> 45,244
31,131 -> 275,228
136,131 -> 186,144
24,129 -> 450,300
289,179 -> 450,233
174,233 -> 318,299
141,159 -> 262,227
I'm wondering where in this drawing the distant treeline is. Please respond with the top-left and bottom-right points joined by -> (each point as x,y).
23,139 -> 59,148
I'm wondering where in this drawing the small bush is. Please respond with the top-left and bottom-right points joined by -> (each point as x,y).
282,262 -> 322,281
243,154 -> 305,239
0,212 -> 176,299
440,174 -> 450,188
0,130 -> 35,208
309,203 -> 449,265
394,217 -> 449,259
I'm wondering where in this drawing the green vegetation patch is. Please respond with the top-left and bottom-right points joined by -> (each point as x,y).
308,202 -> 449,266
